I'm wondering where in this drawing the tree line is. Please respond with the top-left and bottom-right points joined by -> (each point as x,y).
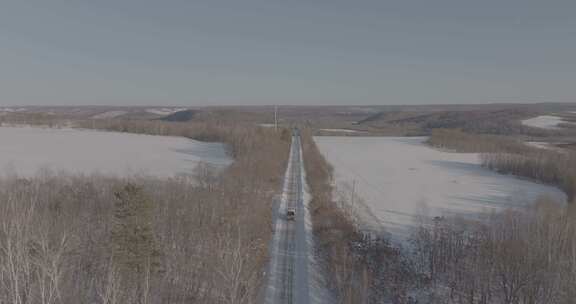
481,151 -> 576,201
427,129 -> 530,154
428,128 -> 576,202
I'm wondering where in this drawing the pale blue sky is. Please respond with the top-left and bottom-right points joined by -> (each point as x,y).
1,0 -> 575,106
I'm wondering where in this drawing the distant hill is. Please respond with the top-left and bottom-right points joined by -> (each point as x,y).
354,111 -> 385,125
159,110 -> 197,122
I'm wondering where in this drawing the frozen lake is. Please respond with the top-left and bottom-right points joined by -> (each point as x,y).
0,126 -> 232,178
315,136 -> 567,240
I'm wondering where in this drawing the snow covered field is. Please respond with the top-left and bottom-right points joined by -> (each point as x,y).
145,108 -> 187,115
91,110 -> 128,119
525,141 -> 571,152
0,107 -> 27,113
525,141 -> 556,150
319,128 -> 363,133
521,115 -> 573,129
0,127 -> 231,178
315,136 -> 566,240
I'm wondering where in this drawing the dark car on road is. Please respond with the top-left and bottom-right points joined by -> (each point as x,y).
286,207 -> 296,220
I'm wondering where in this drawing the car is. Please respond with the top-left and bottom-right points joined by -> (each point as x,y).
286,207 -> 296,220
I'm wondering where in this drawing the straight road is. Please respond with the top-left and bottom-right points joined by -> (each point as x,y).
264,131 -> 311,304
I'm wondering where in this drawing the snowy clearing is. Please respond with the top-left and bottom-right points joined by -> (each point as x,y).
91,110 -> 128,119
525,141 -> 568,151
525,141 -> 555,150
314,136 -> 566,241
145,108 -> 188,115
0,126 -> 231,178
318,128 -> 362,133
0,107 -> 27,113
521,115 -> 574,130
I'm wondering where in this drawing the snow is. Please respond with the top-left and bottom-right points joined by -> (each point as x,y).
318,128 -> 361,133
145,108 -> 187,115
91,110 -> 128,119
524,141 -> 570,151
521,115 -> 574,130
314,136 -> 567,241
0,108 -> 27,113
0,126 -> 232,178
525,141 -> 555,150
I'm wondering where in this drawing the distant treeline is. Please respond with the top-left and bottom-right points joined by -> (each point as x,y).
394,110 -> 534,135
482,152 -> 576,202
427,129 -> 529,153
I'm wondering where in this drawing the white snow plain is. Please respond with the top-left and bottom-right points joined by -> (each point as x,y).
0,127 -> 231,178
521,115 -> 574,130
145,108 -> 187,115
0,107 -> 27,113
525,141 -> 553,149
319,128 -> 362,133
91,110 -> 128,119
314,136 -> 567,241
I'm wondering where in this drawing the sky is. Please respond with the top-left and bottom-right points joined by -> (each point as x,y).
0,0 -> 575,106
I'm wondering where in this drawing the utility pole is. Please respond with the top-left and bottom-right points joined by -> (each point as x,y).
351,179 -> 356,209
274,105 -> 278,132
350,179 -> 357,225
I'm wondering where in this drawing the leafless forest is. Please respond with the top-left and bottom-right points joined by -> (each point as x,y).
0,122 -> 289,304
409,200 -> 576,304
